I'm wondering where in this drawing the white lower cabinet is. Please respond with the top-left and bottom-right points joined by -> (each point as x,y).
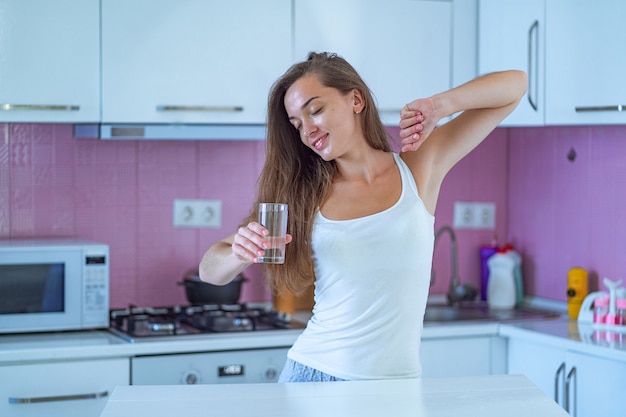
420,335 -> 506,378
0,357 -> 130,417
508,338 -> 626,417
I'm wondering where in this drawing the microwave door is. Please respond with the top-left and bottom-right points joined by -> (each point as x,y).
0,252 -> 82,333
0,263 -> 65,315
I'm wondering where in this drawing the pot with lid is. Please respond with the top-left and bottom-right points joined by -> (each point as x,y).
178,269 -> 247,305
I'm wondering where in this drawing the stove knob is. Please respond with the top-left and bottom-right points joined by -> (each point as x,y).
182,370 -> 200,385
264,367 -> 278,381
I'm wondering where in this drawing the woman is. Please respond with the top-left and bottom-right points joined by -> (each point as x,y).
199,52 -> 526,382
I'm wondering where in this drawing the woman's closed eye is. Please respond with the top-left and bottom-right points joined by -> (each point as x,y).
291,111 -> 321,131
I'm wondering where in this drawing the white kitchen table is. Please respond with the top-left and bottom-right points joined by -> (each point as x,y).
99,374 -> 568,417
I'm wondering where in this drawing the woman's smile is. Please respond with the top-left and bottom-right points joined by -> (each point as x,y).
311,133 -> 328,151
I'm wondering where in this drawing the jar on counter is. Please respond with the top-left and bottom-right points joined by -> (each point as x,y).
593,294 -> 609,324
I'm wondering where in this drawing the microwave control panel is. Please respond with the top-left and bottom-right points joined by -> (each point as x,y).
82,246 -> 110,326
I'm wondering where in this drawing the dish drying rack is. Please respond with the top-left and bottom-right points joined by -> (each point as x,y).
578,278 -> 626,332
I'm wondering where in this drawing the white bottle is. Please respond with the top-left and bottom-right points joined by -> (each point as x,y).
509,249 -> 524,306
487,251 -> 516,310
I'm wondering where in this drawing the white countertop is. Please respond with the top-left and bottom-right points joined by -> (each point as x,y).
0,328 -> 303,364
500,318 -> 626,362
0,313 -> 502,364
0,330 -> 127,363
2,309 -> 626,364
99,374 -> 568,417
0,320 -> 509,364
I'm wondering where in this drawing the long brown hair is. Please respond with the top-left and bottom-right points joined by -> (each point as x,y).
246,52 -> 391,295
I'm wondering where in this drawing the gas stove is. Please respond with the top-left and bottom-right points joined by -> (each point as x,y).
109,303 -> 305,343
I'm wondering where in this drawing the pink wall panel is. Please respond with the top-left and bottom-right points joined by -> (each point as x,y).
421,128 -> 509,296
507,126 -> 626,301
0,124 -> 511,307
0,125 -> 273,308
0,124 -> 9,236
2,122 -> 623,306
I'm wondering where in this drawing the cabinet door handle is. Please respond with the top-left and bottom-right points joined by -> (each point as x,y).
554,362 -> 566,405
527,20 -> 539,111
0,104 -> 80,111
9,390 -> 109,404
565,366 -> 577,417
575,105 -> 625,112
156,105 -> 244,112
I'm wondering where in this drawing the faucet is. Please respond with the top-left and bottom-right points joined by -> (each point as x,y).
432,225 -> 478,305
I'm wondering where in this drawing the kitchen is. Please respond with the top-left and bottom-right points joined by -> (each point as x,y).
1,0 -> 625,416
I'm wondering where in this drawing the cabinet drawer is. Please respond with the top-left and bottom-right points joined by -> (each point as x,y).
0,358 -> 129,417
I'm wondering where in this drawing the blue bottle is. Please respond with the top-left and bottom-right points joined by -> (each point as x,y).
480,238 -> 498,301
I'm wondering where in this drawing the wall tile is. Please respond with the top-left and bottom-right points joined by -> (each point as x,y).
588,126 -> 626,287
53,124 -> 76,165
0,124 -> 9,236
508,127 -> 555,297
429,129 -> 509,295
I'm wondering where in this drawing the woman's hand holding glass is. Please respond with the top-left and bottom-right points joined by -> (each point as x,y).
231,222 -> 293,264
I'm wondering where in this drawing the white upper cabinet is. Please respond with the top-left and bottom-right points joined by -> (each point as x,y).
480,0 -> 626,126
294,0 -> 452,126
101,0 -> 292,125
478,0 -> 545,126
0,0 -> 100,123
545,0 -> 626,125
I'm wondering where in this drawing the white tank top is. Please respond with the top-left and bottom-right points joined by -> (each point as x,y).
287,153 -> 434,380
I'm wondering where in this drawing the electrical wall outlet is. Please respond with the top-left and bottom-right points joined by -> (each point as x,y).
453,201 -> 475,229
474,202 -> 496,229
173,199 -> 222,228
453,201 -> 496,230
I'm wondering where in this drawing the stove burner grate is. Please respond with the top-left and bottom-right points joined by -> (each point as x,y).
109,303 -> 296,340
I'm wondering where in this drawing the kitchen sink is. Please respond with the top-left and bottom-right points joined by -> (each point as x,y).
423,302 -> 561,323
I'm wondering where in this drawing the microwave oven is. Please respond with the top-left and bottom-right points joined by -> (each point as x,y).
0,238 -> 109,334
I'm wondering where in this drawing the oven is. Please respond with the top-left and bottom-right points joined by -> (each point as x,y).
131,347 -> 289,385
109,303 -> 305,385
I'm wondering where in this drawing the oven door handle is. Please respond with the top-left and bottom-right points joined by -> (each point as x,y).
9,390 -> 109,404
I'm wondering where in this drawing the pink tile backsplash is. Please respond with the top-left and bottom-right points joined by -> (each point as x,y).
1,123 -> 624,306
0,124 -> 270,307
508,125 -> 626,300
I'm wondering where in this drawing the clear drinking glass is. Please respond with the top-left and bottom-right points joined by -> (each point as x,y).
257,203 -> 288,264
